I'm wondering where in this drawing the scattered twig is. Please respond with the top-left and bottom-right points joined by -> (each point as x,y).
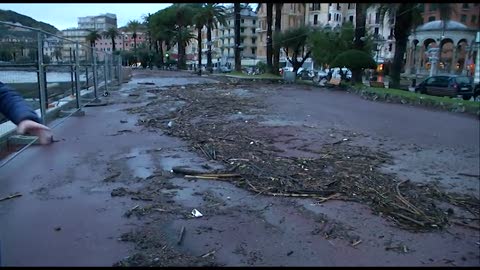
351,239 -> 362,247
195,173 -> 241,178
0,193 -> 22,202
198,145 -> 212,160
177,226 -> 186,245
391,212 -> 425,227
451,220 -> 480,231
104,172 -> 121,181
395,180 -> 424,216
228,158 -> 250,162
184,175 -> 222,180
131,196 -> 153,201
316,193 -> 342,203
332,138 -> 349,145
172,166 -> 210,175
457,173 -> 480,178
201,249 -> 217,258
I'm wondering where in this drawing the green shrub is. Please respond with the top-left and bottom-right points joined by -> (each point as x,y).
256,61 -> 266,73
331,49 -> 377,70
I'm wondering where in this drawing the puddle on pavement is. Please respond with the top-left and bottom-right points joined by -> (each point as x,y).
260,118 -> 306,127
227,113 -> 257,121
380,148 -> 480,195
123,147 -> 156,179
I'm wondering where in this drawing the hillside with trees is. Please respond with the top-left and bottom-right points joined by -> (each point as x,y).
0,9 -> 59,33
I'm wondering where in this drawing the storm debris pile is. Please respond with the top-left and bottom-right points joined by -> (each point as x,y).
127,83 -> 479,232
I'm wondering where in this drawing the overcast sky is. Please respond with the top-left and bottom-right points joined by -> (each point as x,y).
0,3 -> 172,30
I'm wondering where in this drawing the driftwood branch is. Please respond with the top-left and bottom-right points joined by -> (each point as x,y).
0,193 -> 22,202
177,226 -> 186,245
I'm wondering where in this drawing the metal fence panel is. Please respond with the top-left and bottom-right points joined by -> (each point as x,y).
0,20 -> 124,130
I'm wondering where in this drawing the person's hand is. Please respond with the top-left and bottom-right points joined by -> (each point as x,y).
17,119 -> 53,145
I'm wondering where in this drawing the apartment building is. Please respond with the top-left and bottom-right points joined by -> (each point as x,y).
200,25 -> 220,64
93,29 -> 148,53
61,13 -> 120,59
61,28 -> 92,59
256,3 -> 305,63
213,5 -> 258,67
43,36 -> 63,63
78,13 -> 117,32
305,3 -> 356,28
421,3 -> 480,29
365,4 -> 395,66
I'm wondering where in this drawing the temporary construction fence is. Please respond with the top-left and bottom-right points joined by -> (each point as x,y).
0,20 -> 130,166
0,20 -> 125,134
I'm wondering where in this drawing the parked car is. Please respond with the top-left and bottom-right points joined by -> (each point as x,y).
415,75 -> 474,100
298,69 -> 317,80
219,66 -> 232,73
327,67 -> 352,80
280,67 -> 293,74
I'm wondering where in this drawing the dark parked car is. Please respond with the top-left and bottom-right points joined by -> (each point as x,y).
415,75 -> 474,100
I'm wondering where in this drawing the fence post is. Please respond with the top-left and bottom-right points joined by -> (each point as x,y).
104,55 -> 109,93
69,47 -> 75,96
37,32 -> 47,124
110,54 -> 114,84
118,55 -> 123,86
92,48 -> 98,100
85,66 -> 89,89
74,42 -> 81,109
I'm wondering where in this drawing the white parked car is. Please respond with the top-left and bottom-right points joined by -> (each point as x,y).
325,67 -> 352,80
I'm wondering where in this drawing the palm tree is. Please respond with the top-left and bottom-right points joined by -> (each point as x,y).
86,30 -> 101,48
272,3 -> 283,75
149,7 -> 177,67
171,4 -> 197,69
193,4 -> 208,75
266,3 -> 273,73
174,26 -> 196,69
202,3 -> 227,73
85,30 -> 101,64
379,3 -> 454,88
234,3 -> 241,72
104,27 -> 119,52
352,3 -> 369,84
127,20 -> 141,61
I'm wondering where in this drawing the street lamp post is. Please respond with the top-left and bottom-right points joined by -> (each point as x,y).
428,47 -> 439,77
462,44 -> 470,76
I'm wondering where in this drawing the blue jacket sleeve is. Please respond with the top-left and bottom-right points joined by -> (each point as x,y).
0,81 -> 41,125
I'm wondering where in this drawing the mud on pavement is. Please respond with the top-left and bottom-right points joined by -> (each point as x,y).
94,70 -> 478,267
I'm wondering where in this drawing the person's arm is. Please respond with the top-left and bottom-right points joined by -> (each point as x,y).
0,82 -> 41,125
0,82 -> 52,144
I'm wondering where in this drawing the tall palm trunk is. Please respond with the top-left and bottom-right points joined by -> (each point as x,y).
266,3 -> 273,73
353,3 -> 367,84
158,40 -> 164,66
178,29 -> 185,69
234,3 -> 241,72
111,37 -> 116,51
390,3 -> 415,89
273,3 -> 282,75
207,19 -> 213,73
133,33 -> 137,63
197,26 -> 203,75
